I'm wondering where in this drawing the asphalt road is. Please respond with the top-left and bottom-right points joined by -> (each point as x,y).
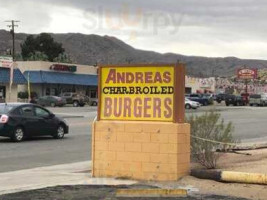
186,105 -> 267,143
0,107 -> 96,173
0,105 -> 266,173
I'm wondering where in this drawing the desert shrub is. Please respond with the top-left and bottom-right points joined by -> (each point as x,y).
186,110 -> 235,169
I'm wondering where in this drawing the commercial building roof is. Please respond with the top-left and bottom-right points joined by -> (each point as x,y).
23,70 -> 98,86
0,68 -> 27,84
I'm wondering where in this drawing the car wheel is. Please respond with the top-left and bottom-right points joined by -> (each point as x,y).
53,125 -> 65,139
51,102 -> 56,107
185,104 -> 191,109
73,101 -> 79,107
92,101 -> 97,106
204,101 -> 208,106
79,103 -> 85,107
12,126 -> 24,142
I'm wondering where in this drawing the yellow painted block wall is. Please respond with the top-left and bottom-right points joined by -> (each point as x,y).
92,121 -> 190,181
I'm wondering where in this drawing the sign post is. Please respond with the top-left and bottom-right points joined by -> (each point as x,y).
237,68 -> 258,103
98,64 -> 185,122
92,63 -> 190,181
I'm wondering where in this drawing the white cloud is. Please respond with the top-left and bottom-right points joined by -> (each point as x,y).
47,7 -> 90,34
0,0 -> 52,33
1,0 -> 267,59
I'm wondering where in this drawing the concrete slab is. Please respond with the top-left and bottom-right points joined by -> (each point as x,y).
0,161 -> 137,195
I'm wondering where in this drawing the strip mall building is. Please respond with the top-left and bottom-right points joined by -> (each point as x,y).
0,67 -> 26,102
0,60 -> 216,102
185,76 -> 215,94
17,61 -> 98,98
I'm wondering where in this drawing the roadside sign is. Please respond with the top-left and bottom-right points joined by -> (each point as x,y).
0,56 -> 13,68
237,68 -> 258,79
98,64 -> 185,122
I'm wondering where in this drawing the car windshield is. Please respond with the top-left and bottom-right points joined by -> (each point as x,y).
250,94 -> 261,98
0,104 -> 15,114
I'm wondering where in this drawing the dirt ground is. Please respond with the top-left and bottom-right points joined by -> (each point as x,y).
0,149 -> 266,200
150,148 -> 267,200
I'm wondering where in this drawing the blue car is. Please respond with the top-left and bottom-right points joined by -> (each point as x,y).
187,94 -> 210,106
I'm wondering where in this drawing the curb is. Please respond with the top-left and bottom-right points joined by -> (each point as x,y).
191,169 -> 267,185
61,115 -> 84,119
116,189 -> 187,198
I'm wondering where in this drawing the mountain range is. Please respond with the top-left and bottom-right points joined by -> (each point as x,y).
1,29 -> 267,77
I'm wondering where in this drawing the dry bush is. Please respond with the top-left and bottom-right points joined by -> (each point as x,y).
186,111 -> 235,169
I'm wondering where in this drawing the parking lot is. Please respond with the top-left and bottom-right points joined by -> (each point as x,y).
0,104 -> 266,173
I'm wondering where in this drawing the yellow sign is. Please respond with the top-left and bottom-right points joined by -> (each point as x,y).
100,65 -> 175,121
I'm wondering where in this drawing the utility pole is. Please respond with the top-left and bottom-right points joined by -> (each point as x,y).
5,20 -> 20,61
5,20 -> 19,102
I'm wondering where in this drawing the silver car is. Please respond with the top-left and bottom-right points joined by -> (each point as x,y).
185,98 -> 201,109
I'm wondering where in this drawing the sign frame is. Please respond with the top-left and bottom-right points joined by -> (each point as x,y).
97,63 -> 185,123
0,56 -> 13,68
237,68 -> 258,80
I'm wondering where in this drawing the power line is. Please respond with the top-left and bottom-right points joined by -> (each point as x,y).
5,20 -> 20,61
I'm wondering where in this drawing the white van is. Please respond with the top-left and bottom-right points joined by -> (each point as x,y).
249,93 -> 267,106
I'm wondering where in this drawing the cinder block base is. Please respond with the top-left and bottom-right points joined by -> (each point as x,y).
92,121 -> 190,181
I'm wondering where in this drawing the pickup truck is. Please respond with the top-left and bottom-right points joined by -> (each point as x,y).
225,95 -> 246,106
60,92 -> 86,107
249,94 -> 267,106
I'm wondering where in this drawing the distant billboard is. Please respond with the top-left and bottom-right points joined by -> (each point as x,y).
50,64 -> 77,72
237,68 -> 258,79
0,56 -> 13,68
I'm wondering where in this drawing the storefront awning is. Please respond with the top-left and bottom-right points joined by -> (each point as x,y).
23,71 -> 98,86
0,68 -> 27,84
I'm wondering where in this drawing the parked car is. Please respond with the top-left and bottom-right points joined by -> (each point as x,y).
185,98 -> 201,109
89,98 -> 98,106
202,93 -> 214,105
225,95 -> 246,106
215,93 -> 228,103
37,96 -> 66,107
187,94 -> 210,106
0,103 -> 69,142
60,93 -> 85,107
249,93 -> 267,106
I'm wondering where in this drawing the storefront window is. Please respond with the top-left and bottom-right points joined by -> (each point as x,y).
0,86 -> 6,101
90,90 -> 97,98
51,88 -> 57,96
185,87 -> 192,94
46,88 -> 50,95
